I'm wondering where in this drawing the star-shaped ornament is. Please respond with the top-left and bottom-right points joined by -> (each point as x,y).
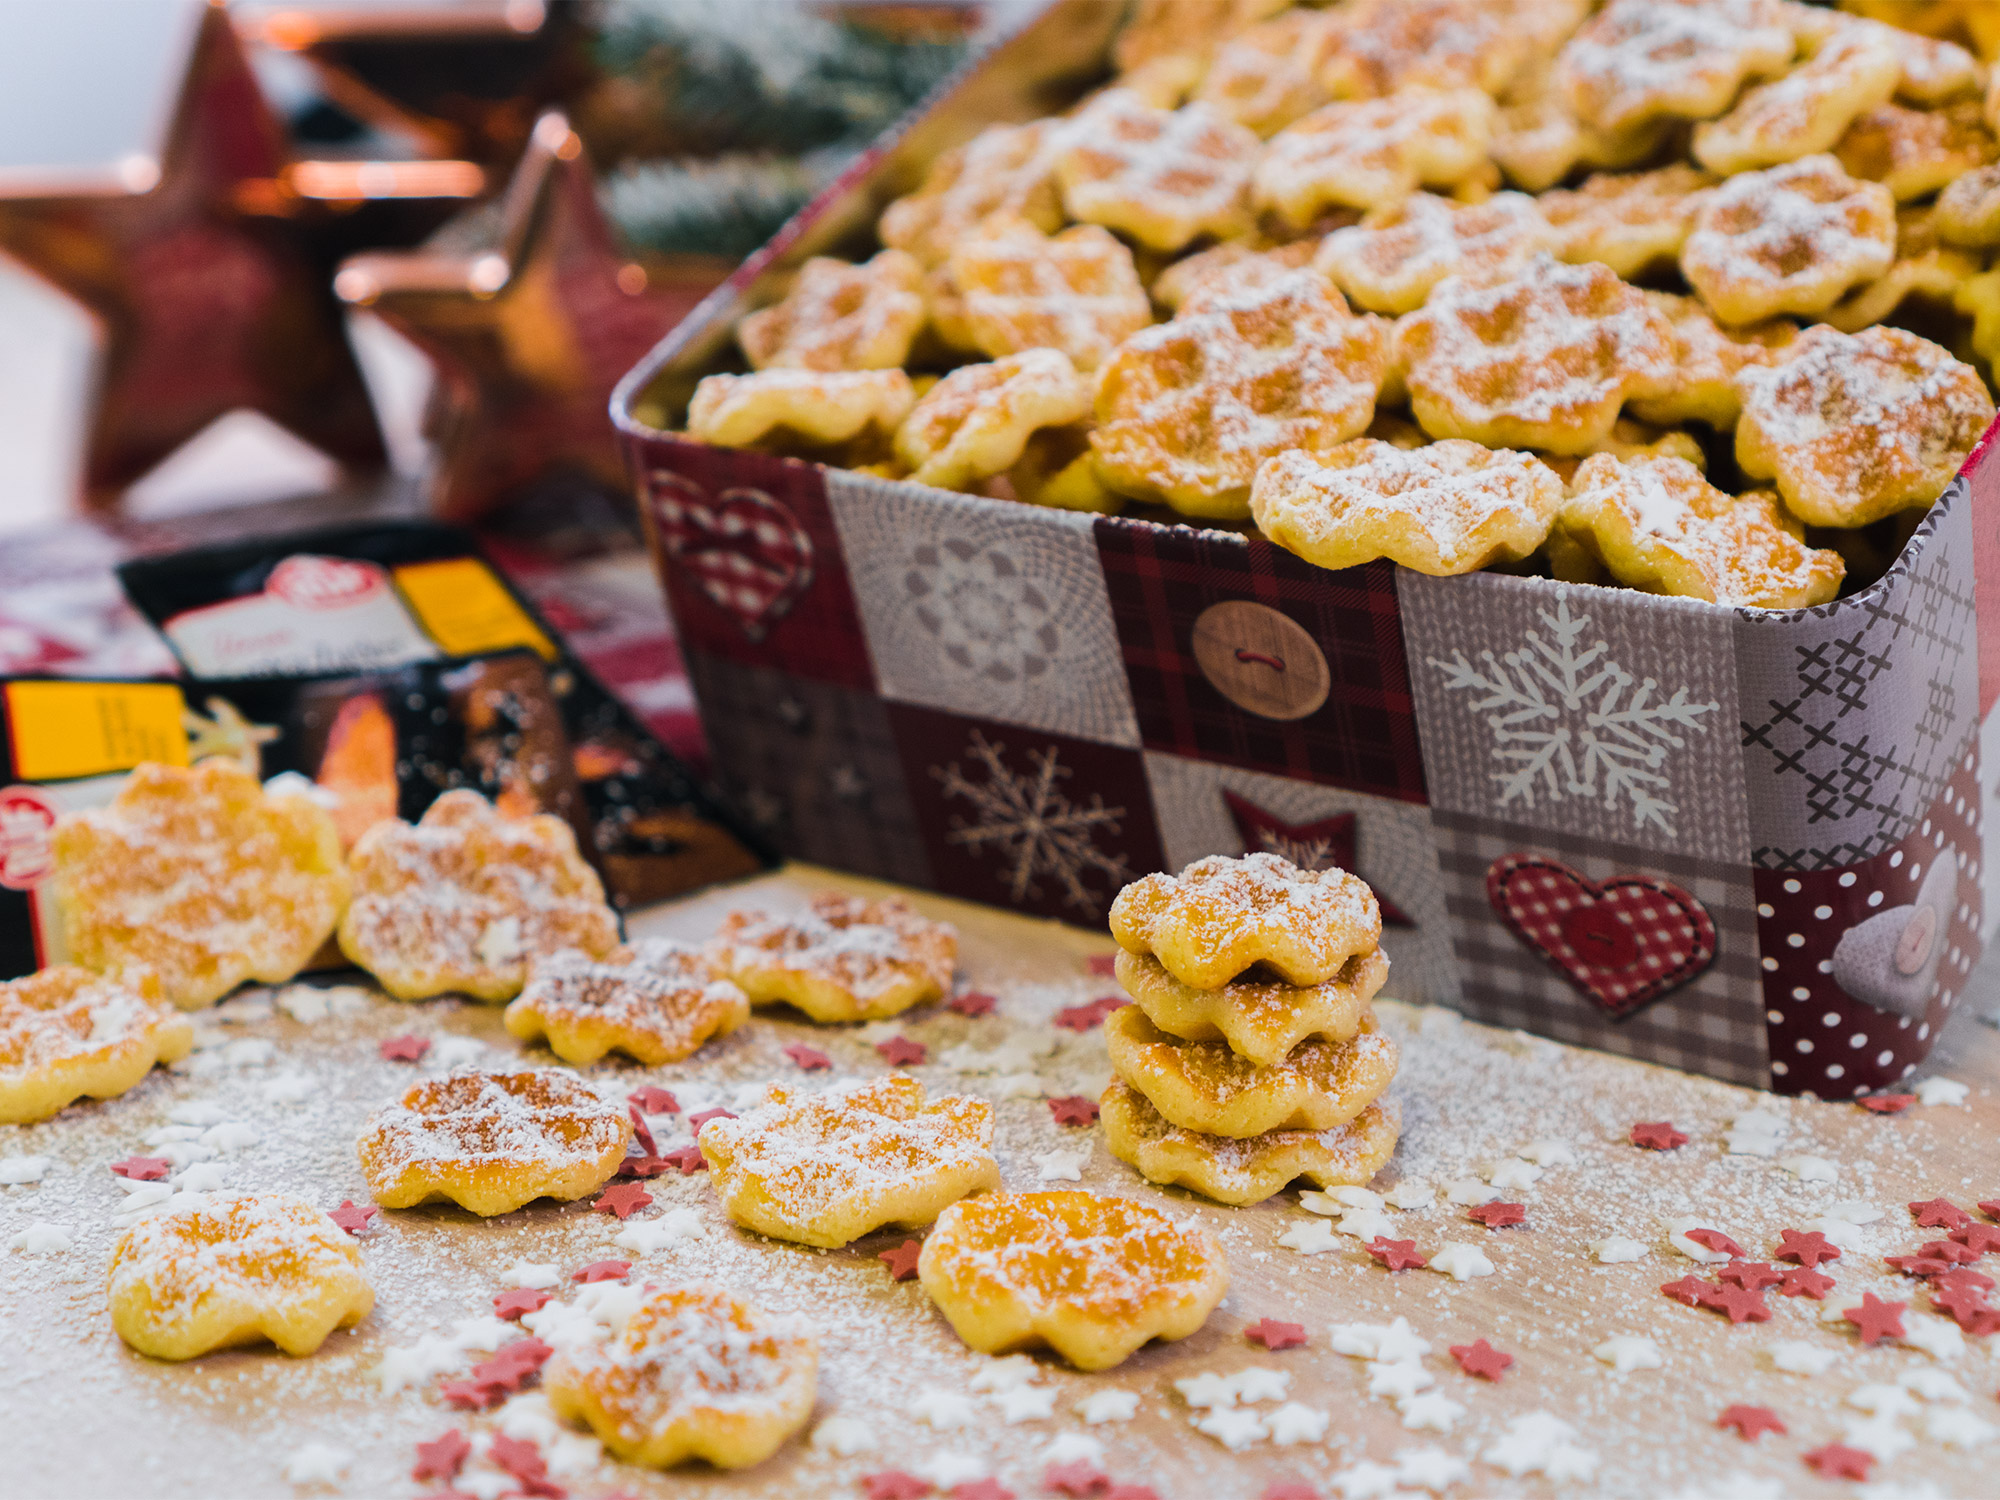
591,1182 -> 653,1220
1467,1201 -> 1526,1229
948,991 -> 997,1017
1699,1282 -> 1772,1324
660,1145 -> 707,1174
380,1034 -> 432,1062
1843,1293 -> 1907,1345
687,1107 -> 736,1131
1366,1237 -> 1428,1271
1774,1229 -> 1840,1268
411,1430 -> 470,1482
1858,1093 -> 1915,1114
1045,1460 -> 1110,1497
1448,1338 -> 1513,1380
1717,1261 -> 1781,1292
875,1036 -> 927,1067
1631,1121 -> 1688,1151
1802,1444 -> 1874,1481
878,1239 -> 924,1281
1910,1198 -> 1971,1230
1245,1318 -> 1307,1351
571,1259 -> 631,1284
1048,1096 -> 1100,1127
111,1155 -> 171,1181
628,1086 -> 678,1114
784,1042 -> 832,1071
1777,1265 -> 1836,1300
328,1200 -> 379,1236
1661,1275 -> 1712,1307
493,1288 -> 549,1320
1222,792 -> 1414,925
1716,1405 -> 1785,1441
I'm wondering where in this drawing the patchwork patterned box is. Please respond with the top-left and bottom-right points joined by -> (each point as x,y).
612,2 -> 2000,1096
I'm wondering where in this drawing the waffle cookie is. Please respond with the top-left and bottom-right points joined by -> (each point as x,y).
711,893 -> 956,1023
1114,944 -> 1386,1067
0,968 -> 192,1125
503,940 -> 749,1067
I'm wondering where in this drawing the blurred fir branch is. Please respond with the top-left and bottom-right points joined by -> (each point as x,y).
600,152 -> 828,261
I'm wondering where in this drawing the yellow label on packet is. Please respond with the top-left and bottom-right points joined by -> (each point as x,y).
5,681 -> 189,781
391,558 -> 557,661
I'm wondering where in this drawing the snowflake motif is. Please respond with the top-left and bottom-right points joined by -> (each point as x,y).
1428,590 -> 1719,835
932,732 -> 1134,913
1251,828 -> 1336,871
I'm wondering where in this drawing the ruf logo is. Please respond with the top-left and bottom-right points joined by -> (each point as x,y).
0,785 -> 60,890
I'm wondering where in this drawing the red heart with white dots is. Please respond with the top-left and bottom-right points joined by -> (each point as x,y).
647,471 -> 814,641
1487,853 -> 1716,1018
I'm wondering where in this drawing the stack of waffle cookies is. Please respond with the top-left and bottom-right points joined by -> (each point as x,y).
1098,852 -> 1401,1206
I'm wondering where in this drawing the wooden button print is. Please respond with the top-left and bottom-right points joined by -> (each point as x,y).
1190,601 -> 1330,720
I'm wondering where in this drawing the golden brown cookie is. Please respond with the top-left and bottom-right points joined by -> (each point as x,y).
1626,291 -> 1796,430
1318,0 -> 1534,100
1693,19 -> 1903,173
1115,945 -> 1387,1068
503,940 -> 749,1067
1006,424 -> 1124,513
685,368 -> 916,452
1194,8 -> 1337,136
1056,91 -> 1260,251
1254,88 -> 1495,226
1822,202 -> 1982,332
0,967 -> 191,1125
1936,161 -> 2000,246
1555,0 -> 1796,136
880,121 -> 1069,268
711,893 -> 956,1023
736,251 -> 926,372
948,216 -> 1153,371
1315,191 -> 1557,315
1539,165 -> 1717,278
1834,98 -> 1997,200
1150,240 -> 1325,314
893,349 -> 1092,492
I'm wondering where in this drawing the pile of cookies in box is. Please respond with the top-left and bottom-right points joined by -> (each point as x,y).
685,0 -> 2000,609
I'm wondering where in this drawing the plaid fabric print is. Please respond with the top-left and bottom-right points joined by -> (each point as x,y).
1093,518 -> 1426,801
1486,855 -> 1717,1019
1433,809 -> 1769,1087
637,436 -> 876,692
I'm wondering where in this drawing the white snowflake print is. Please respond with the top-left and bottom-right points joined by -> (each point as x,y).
1251,827 -> 1336,871
1427,590 -> 1719,835
932,731 -> 1134,913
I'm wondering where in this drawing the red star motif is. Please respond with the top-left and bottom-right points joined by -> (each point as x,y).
948,991 -> 997,1017
1774,1229 -> 1840,1268
1979,1200 -> 2000,1220
493,1287 -> 550,1320
1054,997 -> 1127,1032
628,1086 -> 678,1114
1631,1121 -> 1688,1151
328,1200 -> 379,1236
439,1376 -> 504,1410
1911,1198 -> 1972,1230
1937,1266 -> 1996,1295
412,1430 -> 470,1482
1048,1096 -> 1101,1127
379,1034 -> 431,1062
952,1481 -> 1013,1500
879,1239 -> 924,1281
1107,1489 -> 1161,1500
591,1182 -> 653,1221
1777,1265 -> 1836,1300
474,1338 -> 553,1389
1717,1261 -> 1782,1292
1366,1236 -> 1429,1271
1045,1460 -> 1110,1497
1886,1254 -> 1955,1277
1449,1338 -> 1513,1380
1858,1093 -> 1916,1114
1802,1444 -> 1875,1481
626,1107 -> 658,1158
862,1473 -> 931,1500
1467,1201 -> 1526,1229
1957,1306 -> 2000,1335
1246,1318 -> 1308,1350
487,1433 -> 549,1486
1661,1275 -> 1713,1307
875,1036 -> 928,1067
1699,1282 -> 1772,1323
1952,1223 -> 2000,1255
1260,1488 -> 1319,1500
111,1155 -> 173,1181
1684,1228 -> 1745,1258
661,1145 -> 708,1174
1717,1404 -> 1786,1441
1221,792 -> 1414,924
1843,1292 -> 1907,1345
688,1107 -> 737,1131
1919,1239 -> 1982,1265
572,1260 -> 631,1284
784,1042 -> 832,1071
617,1155 -> 672,1179
1086,954 -> 1119,977
1932,1279 -> 1992,1324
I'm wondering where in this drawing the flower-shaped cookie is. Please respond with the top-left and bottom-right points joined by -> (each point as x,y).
1693,20 -> 1902,174
1250,439 -> 1564,575
1557,454 -> 1846,608
52,758 -> 349,1011
1106,1003 -> 1399,1139
947,216 -> 1151,372
1008,423 -> 1123,513
0,967 -> 192,1124
1194,9 -> 1337,137
685,369 -> 915,452
357,1068 -> 631,1216
1539,164 -> 1716,278
1317,0 -> 1532,101
893,349 -> 1092,492
1115,945 -> 1388,1068
1490,51 -> 1671,193
1111,0 -> 1290,77
504,940 -> 749,1067
1110,852 -> 1381,990
711,893 -> 957,1023
1393,255 -> 1677,453
1316,191 -> 1558,314
1150,240 -> 1323,314
1822,203 -> 1981,332
544,1285 -> 816,1469
1936,162 -> 2000,247
1680,155 -> 1896,324
736,251 -> 926,372
1090,271 -> 1389,519
1734,324 -> 1994,527
1100,1082 -> 1400,1206
699,1076 -> 999,1249
1879,24 -> 1981,106
880,121 -> 1069,268
917,1190 -> 1229,1370
1835,99 -> 1997,203
107,1192 -> 373,1360
1254,87 -> 1495,226
1555,0 -> 1796,136
1056,91 -> 1260,252
338,789 -> 620,1003
1626,290 -> 1795,429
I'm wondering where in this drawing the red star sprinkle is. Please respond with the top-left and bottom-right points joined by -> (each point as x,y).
1366,1236 -> 1429,1271
1054,997 -> 1126,1032
616,1155 -> 671,1179
688,1107 -> 737,1131
1449,1338 -> 1513,1380
1085,954 -> 1118,976
1843,1292 -> 1907,1345
862,1473 -> 931,1500
1885,1254 -> 1955,1277
493,1287 -> 549,1320
1260,1485 -> 1319,1500
948,991 -> 997,1017
661,1145 -> 707,1174
627,1108 -> 658,1159
438,1377 -> 504,1410
1048,1096 -> 1100,1127
628,1086 -> 678,1114
1803,1444 -> 1875,1481
1957,1307 -> 2000,1335
380,1034 -> 431,1062
474,1338 -> 553,1387
1911,1198 -> 1972,1230
1774,1229 -> 1840,1268
1938,1266 -> 1996,1294
1467,1201 -> 1526,1229
1858,1093 -> 1916,1114
1662,1275 -> 1713,1307
783,1042 -> 832,1070
1933,1279 -> 1993,1324
1980,1200 -> 2000,1220
1045,1460 -> 1110,1497
1717,1404 -> 1786,1441
1106,1489 -> 1161,1500
487,1433 -> 549,1485
1952,1223 -> 2000,1255
110,1156 -> 171,1181
414,1490 -> 478,1500
591,1182 -> 653,1221
1777,1265 -> 1836,1300
1918,1239 -> 1982,1265
1246,1318 -> 1308,1351
1700,1282 -> 1772,1324
1684,1228 -> 1745,1258
1631,1120 -> 1688,1151
952,1482 -> 1012,1500
875,1036 -> 927,1067
412,1430 -> 470,1482
328,1200 -> 379,1236
879,1239 -> 924,1281
1718,1261 -> 1782,1292
572,1260 -> 631,1284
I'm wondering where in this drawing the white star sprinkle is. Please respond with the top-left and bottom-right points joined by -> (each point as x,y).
1487,1159 -> 1543,1191
1042,1432 -> 1105,1464
1394,1447 -> 1471,1491
1517,1138 -> 1576,1167
1847,1384 -> 1920,1418
449,1314 -> 515,1353
496,1393 -> 561,1445
1427,1242 -> 1494,1281
1804,1216 -> 1871,1252
809,1415 -> 876,1454
1899,1315 -> 1966,1360
7,1222 -> 72,1254
1384,1179 -> 1434,1209
1192,1406 -> 1266,1450
1033,1147 -> 1088,1182
1823,1200 -> 1883,1224
1265,1402 -> 1329,1445
1226,1367 -> 1291,1404
1914,1077 -> 1969,1107
1590,1235 -> 1647,1264
968,1355 -> 1039,1392
374,1334 -> 464,1392
912,1390 -> 978,1429
914,1451 -> 988,1486
283,1442 -> 348,1486
504,1260 -> 561,1289
1175,1372 -> 1237,1409
1768,1339 -> 1839,1376
1925,1407 -> 1997,1448
1778,1154 -> 1838,1183
1329,1317 -> 1430,1362
1841,1416 -> 1915,1462
1484,1412 -> 1591,1478
1665,1476 -> 1785,1500
1898,1367 -> 1968,1402
1277,1218 -> 1340,1254
1368,1360 -> 1434,1400
1664,1217 -> 1735,1263
1396,1391 -> 1464,1432
1330,1460 -> 1401,1498
1444,1178 -> 1500,1206
615,1206 -> 705,1254
1593,1335 -> 1663,1374
0,1155 -> 50,1184
1296,1190 -> 1344,1216
996,1385 -> 1057,1423
1078,1389 -> 1139,1424
1337,1207 -> 1400,1241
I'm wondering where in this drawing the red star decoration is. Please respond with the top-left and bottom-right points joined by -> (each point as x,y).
572,1260 -> 631,1284
1684,1228 -> 1745,1258
493,1287 -> 550,1320
1957,1307 -> 2000,1335
1260,1484 -> 1319,1500
876,1036 -> 928,1067
1717,1404 -> 1786,1441
626,1107 -> 658,1158
1911,1198 -> 1972,1230
1107,1489 -> 1161,1500
1777,1265 -> 1836,1300
1631,1121 -> 1688,1151
948,991 -> 997,1017
591,1182 -> 653,1221
1774,1229 -> 1840,1268
1717,1261 -> 1782,1292
661,1145 -> 707,1174
412,1430 -> 470,1482
328,1200 -> 379,1236
439,1376 -> 504,1410
110,1156 -> 171,1181
1803,1444 -> 1875,1481
1933,1279 -> 1993,1323
1886,1254 -> 1955,1277
380,1034 -> 431,1062
1980,1200 -> 2000,1220
617,1155 -> 672,1179
1222,792 -> 1414,924
784,1042 -> 832,1071
1246,1318 -> 1308,1351
1467,1201 -> 1526,1229
1661,1275 -> 1713,1307
1048,1096 -> 1101,1127
1843,1292 -> 1907,1345
1699,1282 -> 1772,1323
473,1337 -> 553,1391
487,1432 -> 553,1489
1085,954 -> 1118,977
1045,1460 -> 1110,1497
1858,1093 -> 1916,1114
862,1473 -> 931,1500
1919,1239 -> 1982,1265
1952,1223 -> 2000,1255
1938,1266 -> 1996,1295
1367,1237 -> 1429,1271
687,1107 -> 737,1131
1449,1338 -> 1513,1380
952,1482 -> 1013,1500
879,1239 -> 924,1281
628,1086 -> 678,1114
1054,997 -> 1127,1032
